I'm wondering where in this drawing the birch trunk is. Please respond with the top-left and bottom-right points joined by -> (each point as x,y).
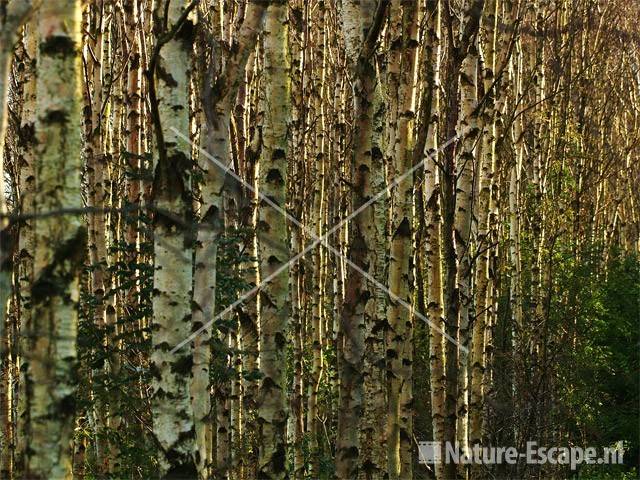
530,2 -> 547,387
0,0 -> 33,333
83,2 -> 109,469
360,73 -> 388,480
441,3 -> 484,478
423,2 -> 446,478
239,96 -> 260,480
336,0 -> 381,476
28,1 -> 84,477
86,0 -> 106,346
15,17 -> 36,478
455,39 -> 481,468
290,224 -> 305,480
124,0 -> 143,314
470,0 -> 498,450
385,1 -> 419,477
191,116 -> 218,478
450,4 -> 485,469
0,32 -> 26,474
193,5 -> 226,474
509,65 -> 524,344
149,1 -> 197,475
308,7 -> 327,474
0,0 -> 33,193
256,3 -> 290,478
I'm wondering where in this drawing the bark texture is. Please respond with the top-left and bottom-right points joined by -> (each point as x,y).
257,3 -> 290,478
28,1 -> 85,478
385,2 -> 419,478
336,0 -> 383,477
149,1 -> 197,476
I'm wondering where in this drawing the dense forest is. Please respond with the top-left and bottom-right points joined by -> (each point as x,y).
0,0 -> 638,478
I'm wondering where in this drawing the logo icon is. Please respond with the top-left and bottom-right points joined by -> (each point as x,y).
418,441 -> 442,464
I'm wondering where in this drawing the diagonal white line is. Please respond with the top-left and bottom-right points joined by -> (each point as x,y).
170,127 -> 466,354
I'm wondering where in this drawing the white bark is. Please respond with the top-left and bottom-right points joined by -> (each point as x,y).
150,1 -> 197,475
256,3 -> 290,478
28,1 -> 84,477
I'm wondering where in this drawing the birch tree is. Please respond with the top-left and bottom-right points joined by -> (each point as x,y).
423,1 -> 447,478
0,0 -> 637,477
148,1 -> 197,475
336,0 -> 386,476
14,16 -> 36,477
256,2 -> 290,477
470,0 -> 499,449
27,1 -> 84,477
385,1 -> 419,477
0,0 -> 34,337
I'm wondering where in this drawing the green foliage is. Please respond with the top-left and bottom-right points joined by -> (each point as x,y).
76,203 -> 156,478
579,466 -> 638,479
556,251 -> 639,476
210,226 -> 255,386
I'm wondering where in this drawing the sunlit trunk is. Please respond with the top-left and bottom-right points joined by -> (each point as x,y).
336,1 -> 381,476
28,1 -> 84,477
149,1 -> 196,475
385,1 -> 419,477
256,3 -> 290,478
423,2 -> 446,478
